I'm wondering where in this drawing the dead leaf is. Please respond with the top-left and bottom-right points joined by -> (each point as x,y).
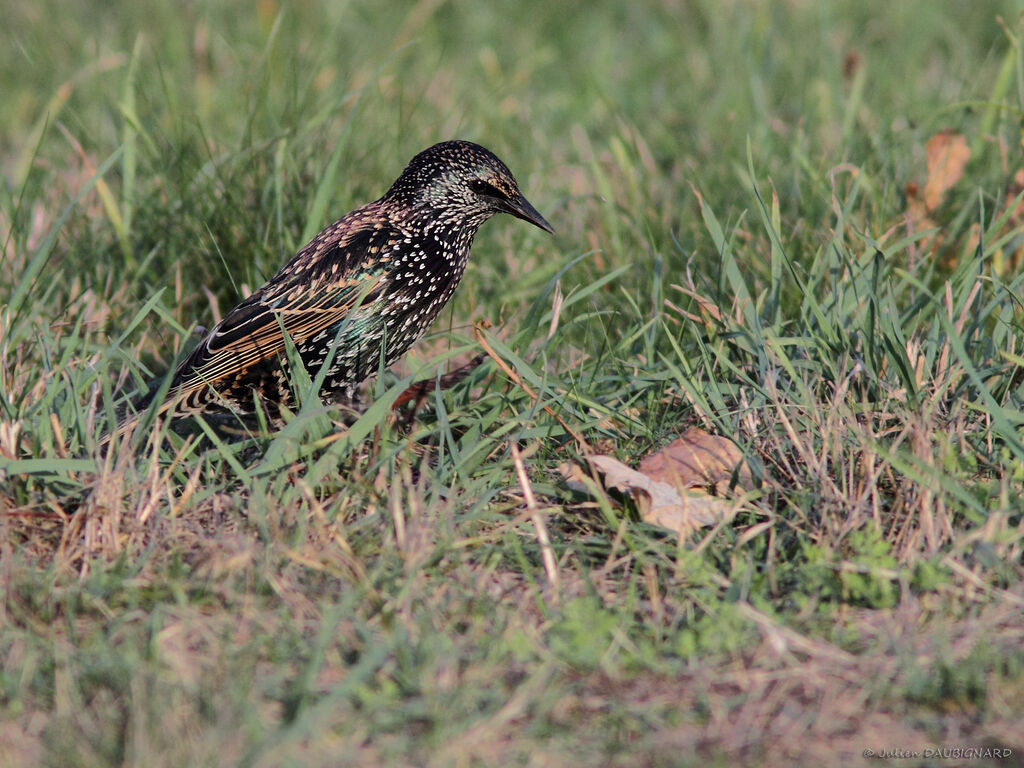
588,454 -> 732,539
842,49 -> 862,82
990,168 -> 1024,275
557,460 -> 591,494
923,131 -> 969,211
638,428 -> 753,495
564,429 -> 753,539
904,181 -> 934,234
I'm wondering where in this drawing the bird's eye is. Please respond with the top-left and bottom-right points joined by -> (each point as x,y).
469,178 -> 503,198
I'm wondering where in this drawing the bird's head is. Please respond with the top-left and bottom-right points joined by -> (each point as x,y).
384,140 -> 555,235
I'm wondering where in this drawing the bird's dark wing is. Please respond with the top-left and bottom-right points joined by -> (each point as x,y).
160,215 -> 396,412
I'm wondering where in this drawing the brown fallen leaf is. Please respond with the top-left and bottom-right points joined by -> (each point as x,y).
989,168 -> 1024,275
557,460 -> 591,494
842,49 -> 862,82
923,131 -> 969,211
904,181 -> 935,235
588,454 -> 732,539
638,427 -> 753,496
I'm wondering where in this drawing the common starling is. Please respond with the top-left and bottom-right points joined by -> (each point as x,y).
115,140 -> 553,439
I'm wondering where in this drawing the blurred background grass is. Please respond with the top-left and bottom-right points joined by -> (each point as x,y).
4,0 -> 1014,307
3,1 -> 1024,766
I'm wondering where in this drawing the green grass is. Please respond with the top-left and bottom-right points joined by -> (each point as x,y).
3,1 -> 1024,765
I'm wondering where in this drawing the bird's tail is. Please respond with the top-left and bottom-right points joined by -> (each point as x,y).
95,381 -> 173,450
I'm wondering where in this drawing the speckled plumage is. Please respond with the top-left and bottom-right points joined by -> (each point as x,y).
127,140 -> 553,432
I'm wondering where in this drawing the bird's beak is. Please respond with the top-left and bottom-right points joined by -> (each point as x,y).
502,193 -> 556,235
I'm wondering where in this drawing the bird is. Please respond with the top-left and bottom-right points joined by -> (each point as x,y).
108,140 -> 554,443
